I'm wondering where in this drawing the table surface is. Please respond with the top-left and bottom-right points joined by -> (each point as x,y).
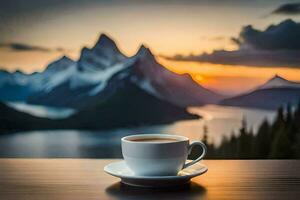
0,159 -> 299,200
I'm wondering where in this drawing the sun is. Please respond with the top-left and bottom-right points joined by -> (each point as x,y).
192,74 -> 205,83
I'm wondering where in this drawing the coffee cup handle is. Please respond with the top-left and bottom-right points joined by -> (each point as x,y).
183,141 -> 207,169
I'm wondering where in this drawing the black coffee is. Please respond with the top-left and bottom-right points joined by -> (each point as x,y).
129,138 -> 179,143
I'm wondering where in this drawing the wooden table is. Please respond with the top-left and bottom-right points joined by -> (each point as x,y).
0,159 -> 299,200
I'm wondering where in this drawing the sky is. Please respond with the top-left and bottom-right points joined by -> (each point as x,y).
0,0 -> 300,95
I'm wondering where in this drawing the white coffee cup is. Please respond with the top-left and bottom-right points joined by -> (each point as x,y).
121,134 -> 206,176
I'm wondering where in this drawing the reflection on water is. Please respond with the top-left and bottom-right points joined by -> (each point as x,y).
0,105 -> 276,158
106,182 -> 206,200
0,129 -> 163,158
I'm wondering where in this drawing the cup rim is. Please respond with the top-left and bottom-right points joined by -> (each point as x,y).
122,134 -> 189,144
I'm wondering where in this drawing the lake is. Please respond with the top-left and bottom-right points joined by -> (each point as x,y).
0,104 -> 276,158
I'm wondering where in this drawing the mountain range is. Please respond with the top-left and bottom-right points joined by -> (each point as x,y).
1,34 -> 222,109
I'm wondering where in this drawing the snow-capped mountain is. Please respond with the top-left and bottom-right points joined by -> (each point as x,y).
27,34 -> 134,107
128,45 -> 222,106
29,41 -> 222,108
44,56 -> 75,74
32,56 -> 76,91
77,34 -> 127,72
2,34 -> 222,109
221,75 -> 300,109
0,55 -> 76,102
36,34 -> 130,93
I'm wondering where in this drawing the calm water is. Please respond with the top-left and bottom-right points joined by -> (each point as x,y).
0,105 -> 276,158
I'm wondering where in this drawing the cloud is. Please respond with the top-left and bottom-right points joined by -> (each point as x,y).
0,43 -> 67,52
163,49 -> 300,68
162,19 -> 300,68
232,19 -> 300,50
272,3 -> 300,15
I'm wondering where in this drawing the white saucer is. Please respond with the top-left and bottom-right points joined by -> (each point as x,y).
104,161 -> 208,188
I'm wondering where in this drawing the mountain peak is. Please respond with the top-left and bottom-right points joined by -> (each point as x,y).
57,55 -> 74,63
94,33 -> 118,49
54,55 -> 74,64
61,55 -> 71,60
44,55 -> 75,73
14,70 -> 26,75
259,74 -> 300,90
270,74 -> 285,80
136,44 -> 154,58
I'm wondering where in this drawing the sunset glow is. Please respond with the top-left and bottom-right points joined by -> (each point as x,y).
160,58 -> 300,95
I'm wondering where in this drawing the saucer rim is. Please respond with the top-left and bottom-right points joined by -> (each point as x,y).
104,160 -> 208,180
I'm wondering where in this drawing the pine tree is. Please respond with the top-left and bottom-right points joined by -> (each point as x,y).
237,118 -> 252,159
292,100 -> 300,158
190,124 -> 214,159
228,132 -> 238,158
218,135 -> 230,158
284,104 -> 298,157
247,127 -> 255,158
253,119 -> 271,158
202,124 -> 208,144
201,124 -> 215,158
270,127 -> 293,158
270,106 -> 285,140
